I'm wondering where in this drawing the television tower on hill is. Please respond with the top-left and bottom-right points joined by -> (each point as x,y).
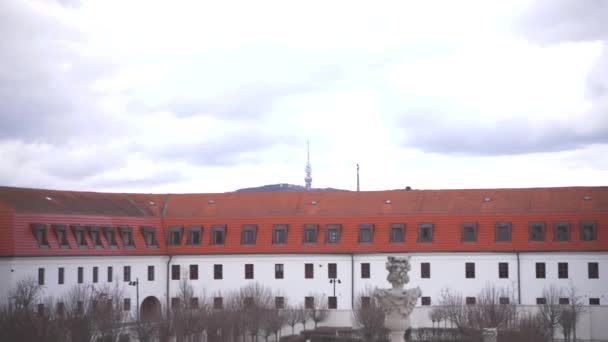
305,141 -> 312,191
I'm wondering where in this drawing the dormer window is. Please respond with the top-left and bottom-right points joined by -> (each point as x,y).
528,222 -> 546,241
390,223 -> 405,243
461,223 -> 478,242
553,222 -> 570,241
272,224 -> 288,244
303,224 -> 318,243
187,225 -> 203,245
417,223 -> 434,243
71,225 -> 87,248
580,221 -> 597,241
241,224 -> 257,245
211,225 -> 226,245
119,226 -> 135,248
140,226 -> 159,248
358,224 -> 374,243
103,226 -> 118,248
31,223 -> 49,248
169,226 -> 183,245
325,224 -> 341,244
52,224 -> 69,248
87,226 -> 103,248
495,222 -> 512,242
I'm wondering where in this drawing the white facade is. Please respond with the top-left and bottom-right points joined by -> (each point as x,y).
2,251 -> 607,312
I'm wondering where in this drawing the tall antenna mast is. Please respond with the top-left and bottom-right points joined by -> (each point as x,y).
356,163 -> 360,192
305,141 -> 312,191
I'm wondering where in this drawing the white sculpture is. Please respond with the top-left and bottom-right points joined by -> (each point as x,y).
374,256 -> 422,342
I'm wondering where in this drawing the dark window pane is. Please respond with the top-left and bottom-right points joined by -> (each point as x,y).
275,264 -> 284,279
328,296 -> 337,309
213,297 -> 223,309
124,266 -> 131,282
461,223 -> 477,242
554,222 -> 570,241
148,265 -> 155,281
499,263 -> 509,279
559,298 -> 569,305
305,296 -> 314,309
495,222 -> 512,242
328,263 -> 337,278
589,298 -> 600,305
92,267 -> 98,283
190,264 -> 198,280
421,297 -> 431,306
588,262 -> 599,279
38,268 -> 45,285
465,263 -> 475,279
499,297 -> 510,305
536,263 -> 546,279
361,263 -> 370,279
275,297 -> 285,309
305,263 -> 314,279
107,266 -> 113,282
214,264 -> 223,279
171,265 -> 180,280
529,222 -> 546,241
58,267 -> 64,285
466,297 -> 476,305
78,267 -> 83,284
536,297 -> 546,305
558,262 -> 568,279
245,264 -> 254,279
580,221 -> 597,241
421,263 -> 430,279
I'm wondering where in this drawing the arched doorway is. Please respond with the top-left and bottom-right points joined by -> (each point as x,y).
140,296 -> 161,321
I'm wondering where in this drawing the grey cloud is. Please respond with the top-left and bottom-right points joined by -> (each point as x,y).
138,130 -> 299,166
90,170 -> 186,190
0,1 -> 121,144
398,111 -> 608,156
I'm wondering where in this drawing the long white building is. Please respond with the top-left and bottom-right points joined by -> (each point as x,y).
0,186 -> 606,338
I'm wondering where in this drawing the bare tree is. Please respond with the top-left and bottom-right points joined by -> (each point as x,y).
538,285 -> 564,342
468,284 -> 518,330
284,305 -> 304,335
236,283 -> 274,342
306,293 -> 329,329
564,284 -> 585,342
297,304 -> 309,331
172,276 -> 208,342
63,284 -> 96,342
91,283 -> 129,342
352,288 -> 388,342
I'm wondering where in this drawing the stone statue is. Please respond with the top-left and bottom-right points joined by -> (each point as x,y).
374,256 -> 422,342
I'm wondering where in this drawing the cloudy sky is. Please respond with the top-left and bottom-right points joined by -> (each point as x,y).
1,0 -> 607,193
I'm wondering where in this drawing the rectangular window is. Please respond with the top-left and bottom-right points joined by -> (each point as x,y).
303,224 -> 318,243
107,266 -> 113,282
536,262 -> 546,279
58,267 -> 64,285
92,266 -> 98,283
213,297 -> 223,310
390,223 -> 405,243
124,266 -> 131,282
190,297 -> 199,309
211,225 -> 226,245
89,229 -> 102,248
325,224 -> 341,244
171,265 -> 180,280
417,223 -> 433,242
71,225 -> 88,247
148,265 -> 155,281
499,297 -> 510,305
38,268 -> 45,285
580,221 -> 598,241
328,263 -> 337,278
421,262 -> 431,279
77,301 -> 84,315
589,298 -> 600,305
305,263 -> 314,279
241,224 -> 257,245
272,224 -> 288,244
119,226 -> 135,247
498,262 -> 509,279
171,298 -> 180,310
461,223 -> 477,242
103,226 -> 118,248
328,296 -> 337,309
38,303 -> 45,317
78,267 -> 84,284
169,226 -> 183,245
559,298 -> 570,305
275,264 -> 284,279
558,262 -> 568,279
358,224 -> 374,243
140,226 -> 159,248
588,262 -> 599,279
553,222 -> 570,241
466,297 -> 476,305
187,225 -> 202,245
465,263 -> 475,279
52,224 -> 69,248
31,223 -> 49,247
528,222 -> 546,241
56,302 -> 65,317
123,298 -> 131,311
214,264 -> 223,279
245,264 -> 254,279
190,264 -> 198,280
305,296 -> 314,309
536,297 -> 547,305
275,297 -> 285,309
361,297 -> 371,308
495,222 -> 512,242
421,297 -> 431,306
361,263 -> 370,279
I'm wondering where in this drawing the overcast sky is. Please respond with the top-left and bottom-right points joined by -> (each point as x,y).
1,0 -> 607,193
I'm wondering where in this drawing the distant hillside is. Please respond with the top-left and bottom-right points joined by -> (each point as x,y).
235,183 -> 347,192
